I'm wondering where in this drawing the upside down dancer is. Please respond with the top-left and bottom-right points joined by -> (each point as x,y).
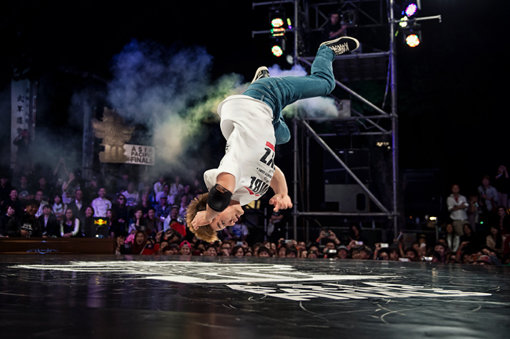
187,36 -> 360,242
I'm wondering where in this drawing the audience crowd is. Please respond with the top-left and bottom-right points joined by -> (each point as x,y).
0,162 -> 509,266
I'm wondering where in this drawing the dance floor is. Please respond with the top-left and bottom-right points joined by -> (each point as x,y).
1,255 -> 508,338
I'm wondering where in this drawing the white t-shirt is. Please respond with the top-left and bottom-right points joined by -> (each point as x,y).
204,95 -> 276,206
447,194 -> 468,221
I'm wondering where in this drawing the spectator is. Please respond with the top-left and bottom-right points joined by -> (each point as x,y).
52,194 -> 66,221
228,215 -> 249,241
478,175 -> 499,218
36,204 -> 60,237
155,184 -> 170,204
348,224 -> 365,244
153,176 -> 166,197
67,189 -> 87,221
0,205 -> 17,237
257,246 -> 271,257
61,171 -> 81,205
35,176 -> 53,200
446,184 -> 469,236
267,211 -> 286,242
112,194 -> 129,233
323,12 -> 348,41
121,182 -> 140,207
432,243 -> 448,264
91,187 -> 112,217
467,194 -> 481,231
443,223 -> 460,252
337,245 -> 349,259
179,240 -> 192,256
1,189 -> 22,217
163,205 -> 186,237
204,245 -> 218,256
127,208 -> 147,234
129,231 -> 148,255
114,235 -> 128,255
178,195 -> 189,221
316,229 -> 341,247
169,176 -> 183,198
34,189 -> 49,218
491,206 -> 510,234
81,206 -> 96,238
494,165 -> 509,208
145,207 -> 160,235
17,175 -> 32,201
232,245 -> 245,257
485,225 -> 503,255
60,208 -> 80,238
155,195 -> 171,221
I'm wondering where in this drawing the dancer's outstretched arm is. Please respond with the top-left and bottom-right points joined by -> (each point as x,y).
269,166 -> 293,212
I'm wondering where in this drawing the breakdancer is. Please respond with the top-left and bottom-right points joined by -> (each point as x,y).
187,36 -> 360,242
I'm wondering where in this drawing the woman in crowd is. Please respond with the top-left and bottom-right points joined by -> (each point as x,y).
81,206 -> 96,237
128,208 -> 147,234
486,225 -> 503,255
444,223 -> 460,252
52,194 -> 66,221
60,208 -> 80,237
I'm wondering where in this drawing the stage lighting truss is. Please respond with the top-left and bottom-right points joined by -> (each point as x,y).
398,1 -> 423,47
269,7 -> 292,57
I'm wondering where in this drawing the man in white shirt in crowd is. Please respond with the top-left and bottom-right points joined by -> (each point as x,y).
188,36 -> 360,242
91,187 -> 112,218
121,182 -> 140,207
447,184 -> 469,236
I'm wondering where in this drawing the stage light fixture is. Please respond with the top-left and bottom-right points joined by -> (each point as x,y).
271,45 -> 284,57
402,1 -> 421,18
405,32 -> 421,47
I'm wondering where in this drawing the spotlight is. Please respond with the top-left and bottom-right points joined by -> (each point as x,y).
404,3 -> 418,17
402,1 -> 421,18
405,32 -> 421,47
271,45 -> 284,57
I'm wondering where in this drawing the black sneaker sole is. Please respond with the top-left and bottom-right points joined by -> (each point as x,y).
320,36 -> 360,56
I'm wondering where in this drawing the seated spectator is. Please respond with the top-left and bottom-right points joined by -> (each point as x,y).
443,223 -> 460,252
140,237 -> 156,255
388,247 -> 400,261
204,245 -> 218,256
155,196 -> 171,221
36,204 -> 60,237
485,225 -> 503,255
155,184 -> 170,204
17,175 -> 32,201
127,208 -> 147,234
163,205 -> 186,237
128,231 -> 148,255
145,207 -> 160,235
114,235 -> 128,255
286,247 -> 298,258
67,189 -> 87,221
336,245 -> 349,259
257,246 -> 272,257
34,189 -> 49,218
81,206 -> 96,237
1,205 -> 18,237
432,243 -> 448,263
52,194 -> 66,221
351,246 -> 371,260
112,194 -> 129,232
219,242 -> 231,256
232,245 -> 245,257
1,189 -> 23,218
60,208 -> 80,238
179,240 -> 192,256
121,182 -> 140,207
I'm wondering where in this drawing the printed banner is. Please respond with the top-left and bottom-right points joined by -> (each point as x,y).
123,144 -> 155,166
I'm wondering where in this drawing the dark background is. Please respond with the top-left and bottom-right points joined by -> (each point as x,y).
0,0 -> 508,202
